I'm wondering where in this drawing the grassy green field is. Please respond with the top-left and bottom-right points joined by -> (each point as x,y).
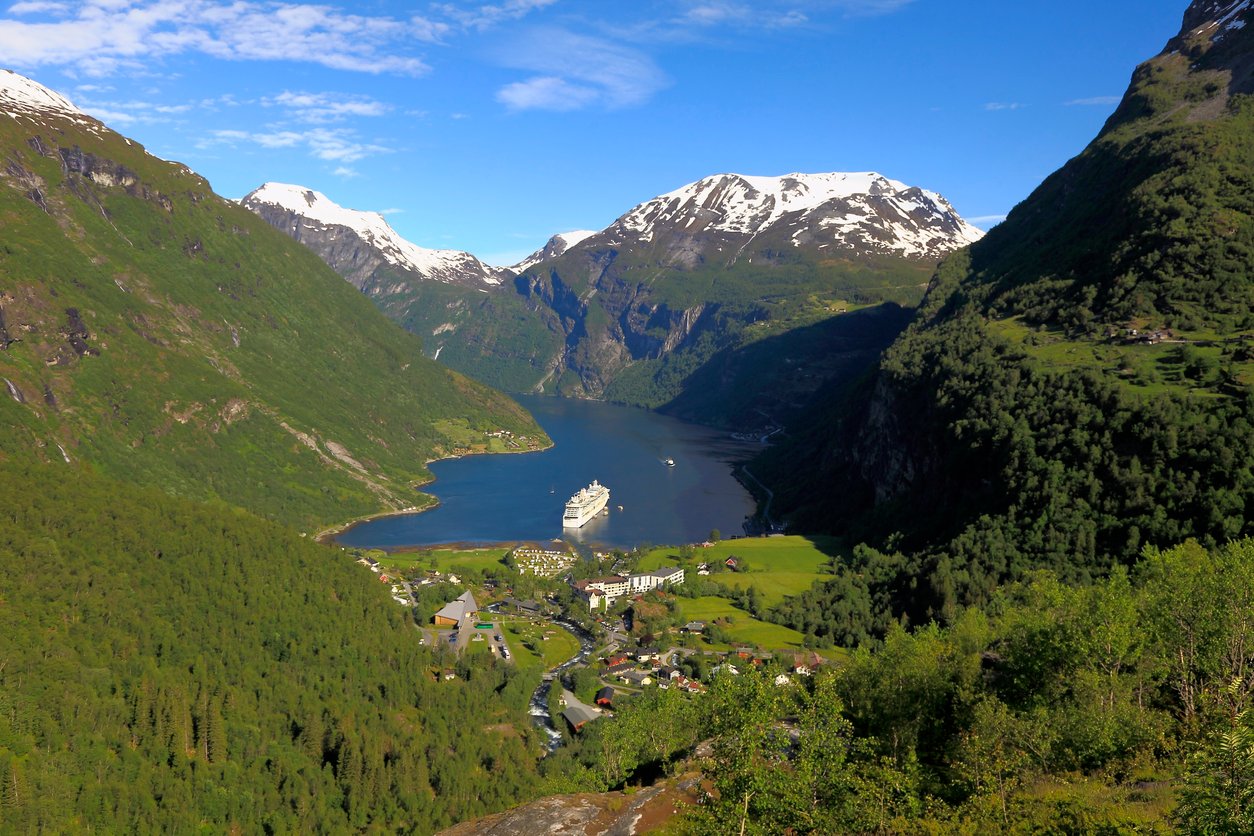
676,597 -> 810,652
986,316 -> 1253,396
377,545 -> 511,574
638,535 -> 839,607
500,619 -> 581,670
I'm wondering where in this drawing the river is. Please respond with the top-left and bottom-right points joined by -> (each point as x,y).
336,395 -> 761,550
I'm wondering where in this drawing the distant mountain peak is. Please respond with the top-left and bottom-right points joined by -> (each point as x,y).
1183,0 -> 1252,39
512,229 -> 598,272
600,171 -> 983,262
0,69 -> 99,132
242,182 -> 505,288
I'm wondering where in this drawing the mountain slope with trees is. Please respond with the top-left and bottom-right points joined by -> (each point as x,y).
0,459 -> 549,832
0,72 -> 545,531
758,0 -> 1254,632
247,172 -> 981,430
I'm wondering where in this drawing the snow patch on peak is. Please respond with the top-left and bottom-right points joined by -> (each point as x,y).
243,183 -> 501,286
512,229 -> 600,272
1186,0 -> 1252,41
616,171 -> 983,259
0,69 -> 99,131
632,172 -> 911,235
554,229 -> 598,248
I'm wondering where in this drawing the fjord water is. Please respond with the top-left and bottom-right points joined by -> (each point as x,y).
337,395 -> 760,550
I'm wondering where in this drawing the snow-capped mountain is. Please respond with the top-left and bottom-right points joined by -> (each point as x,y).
512,230 -> 598,272
241,183 -> 508,290
571,172 -> 983,266
0,69 -> 100,132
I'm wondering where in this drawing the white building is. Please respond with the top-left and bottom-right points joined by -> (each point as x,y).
573,576 -> 630,610
628,566 -> 686,593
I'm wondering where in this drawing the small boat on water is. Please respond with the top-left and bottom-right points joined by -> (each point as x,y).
664,457 -> 675,467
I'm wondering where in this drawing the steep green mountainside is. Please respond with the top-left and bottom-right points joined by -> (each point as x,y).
953,7 -> 1254,334
246,172 -> 973,430
374,271 -> 565,395
0,459 -> 548,832
0,101 -> 545,530
758,0 -> 1254,631
514,248 -> 931,428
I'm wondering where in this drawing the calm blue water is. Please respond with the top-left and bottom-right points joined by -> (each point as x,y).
335,395 -> 761,550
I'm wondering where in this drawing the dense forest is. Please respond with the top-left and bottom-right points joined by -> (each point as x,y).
0,460 -> 550,832
761,308 -> 1254,640
546,538 -> 1254,833
757,0 -> 1254,637
0,104 -> 545,533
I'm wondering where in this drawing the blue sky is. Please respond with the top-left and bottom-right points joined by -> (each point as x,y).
1,0 -> 1187,265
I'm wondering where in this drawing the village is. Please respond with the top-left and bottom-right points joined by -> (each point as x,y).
352,537 -> 836,737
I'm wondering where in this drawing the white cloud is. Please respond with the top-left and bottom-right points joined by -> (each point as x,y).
1065,96 -> 1121,106
0,1 -> 435,76
497,76 -> 600,111
206,126 -> 390,164
75,95 -> 193,125
985,102 -> 1025,111
266,90 -> 391,122
378,207 -> 404,215
434,0 -> 559,31
678,2 -> 808,28
8,1 -> 71,14
968,214 -> 1007,226
495,27 -> 668,111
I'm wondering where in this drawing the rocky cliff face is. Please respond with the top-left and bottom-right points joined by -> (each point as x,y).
509,171 -> 979,405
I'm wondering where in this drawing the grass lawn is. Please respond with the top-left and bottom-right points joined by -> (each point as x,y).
500,618 -> 581,670
676,596 -> 811,652
638,535 -> 840,607
985,316 -> 1252,395
377,545 -> 511,574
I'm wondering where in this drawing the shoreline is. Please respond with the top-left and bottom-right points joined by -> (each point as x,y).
314,436 -> 554,546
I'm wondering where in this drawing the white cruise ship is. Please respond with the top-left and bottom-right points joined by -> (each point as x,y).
563,480 -> 610,528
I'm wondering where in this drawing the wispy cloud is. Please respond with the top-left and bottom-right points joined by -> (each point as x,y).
0,1 -> 436,76
826,0 -> 917,16
968,214 -> 1008,226
265,91 -> 391,122
8,1 -> 71,14
74,95 -> 193,125
985,102 -> 1026,111
495,27 -> 668,111
434,0 -> 559,31
677,2 -> 809,28
1065,95 -> 1121,106
205,126 -> 390,164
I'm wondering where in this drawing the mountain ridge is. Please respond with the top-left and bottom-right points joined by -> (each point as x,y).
592,170 -> 983,264
244,168 -> 980,424
241,181 -> 508,288
0,70 -> 546,530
